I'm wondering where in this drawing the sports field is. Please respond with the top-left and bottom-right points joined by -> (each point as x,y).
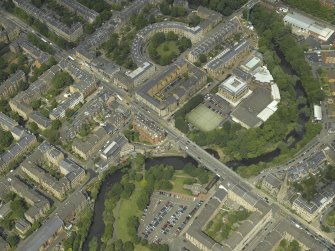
186,104 -> 223,132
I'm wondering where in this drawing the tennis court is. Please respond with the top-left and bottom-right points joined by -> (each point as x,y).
186,104 -> 223,131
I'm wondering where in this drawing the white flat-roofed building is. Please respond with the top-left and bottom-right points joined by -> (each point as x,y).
218,75 -> 249,104
314,104 -> 322,121
241,56 -> 262,73
253,66 -> 274,84
257,107 -> 276,122
126,62 -> 155,86
271,84 -> 281,101
284,12 -> 334,42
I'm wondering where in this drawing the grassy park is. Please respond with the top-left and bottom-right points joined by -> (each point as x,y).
326,208 -> 335,227
156,41 -> 179,59
169,170 -> 197,195
148,32 -> 191,65
187,104 -> 224,132
114,182 -> 143,241
114,182 -> 151,251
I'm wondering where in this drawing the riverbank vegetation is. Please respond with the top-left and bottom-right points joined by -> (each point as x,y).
170,167 -> 210,195
82,160 -> 170,251
282,0 -> 335,24
86,157 -> 211,250
63,206 -> 94,251
174,5 -> 322,177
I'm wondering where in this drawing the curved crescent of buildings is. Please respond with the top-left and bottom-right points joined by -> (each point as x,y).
127,11 -> 281,128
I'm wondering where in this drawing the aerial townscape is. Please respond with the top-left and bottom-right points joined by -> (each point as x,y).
1,0 -> 335,251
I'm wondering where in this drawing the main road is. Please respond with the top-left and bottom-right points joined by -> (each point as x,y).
133,103 -> 248,186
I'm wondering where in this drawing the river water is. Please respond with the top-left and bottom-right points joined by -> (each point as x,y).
83,156 -> 197,250
224,50 -> 311,168
145,156 -> 198,170
83,170 -> 123,251
83,46 -> 312,248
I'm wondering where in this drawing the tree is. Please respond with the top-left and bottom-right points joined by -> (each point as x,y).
135,153 -> 145,169
51,119 -> 62,130
124,241 -> 134,251
43,128 -> 60,145
88,237 -> 98,251
28,122 -> 39,134
51,71 -> 74,90
7,235 -> 20,248
0,129 -> 13,151
31,0 -> 45,8
177,37 -> 192,51
158,180 -> 173,190
121,182 -> 135,199
31,99 -> 42,110
65,108 -> 75,118
160,2 -> 171,15
199,54 -> 207,63
188,15 -> 201,27
175,116 -> 189,133
19,81 -> 29,91
137,190 -> 150,210
10,197 -> 28,219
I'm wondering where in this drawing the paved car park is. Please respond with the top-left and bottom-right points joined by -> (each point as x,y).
139,191 -> 203,244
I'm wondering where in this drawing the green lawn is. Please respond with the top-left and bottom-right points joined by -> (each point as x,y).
135,245 -> 151,251
169,170 -> 196,195
114,182 -> 143,241
187,104 -> 224,132
326,208 -> 335,226
113,182 -> 154,251
156,41 -> 179,58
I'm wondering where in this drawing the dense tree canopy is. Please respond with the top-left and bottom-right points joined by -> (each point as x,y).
0,129 -> 14,153
148,32 -> 192,66
49,71 -> 74,97
188,0 -> 248,16
249,5 -> 323,103
283,0 -> 335,24
160,1 -> 186,17
76,0 -> 110,13
175,6 -> 321,171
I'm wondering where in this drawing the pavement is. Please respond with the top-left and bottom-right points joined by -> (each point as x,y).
3,0 -> 335,249
139,191 -> 202,244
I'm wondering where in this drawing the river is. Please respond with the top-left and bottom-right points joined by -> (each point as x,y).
145,156 -> 198,170
83,170 -> 123,251
83,156 -> 197,250
83,46 -> 312,248
224,50 -> 311,168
